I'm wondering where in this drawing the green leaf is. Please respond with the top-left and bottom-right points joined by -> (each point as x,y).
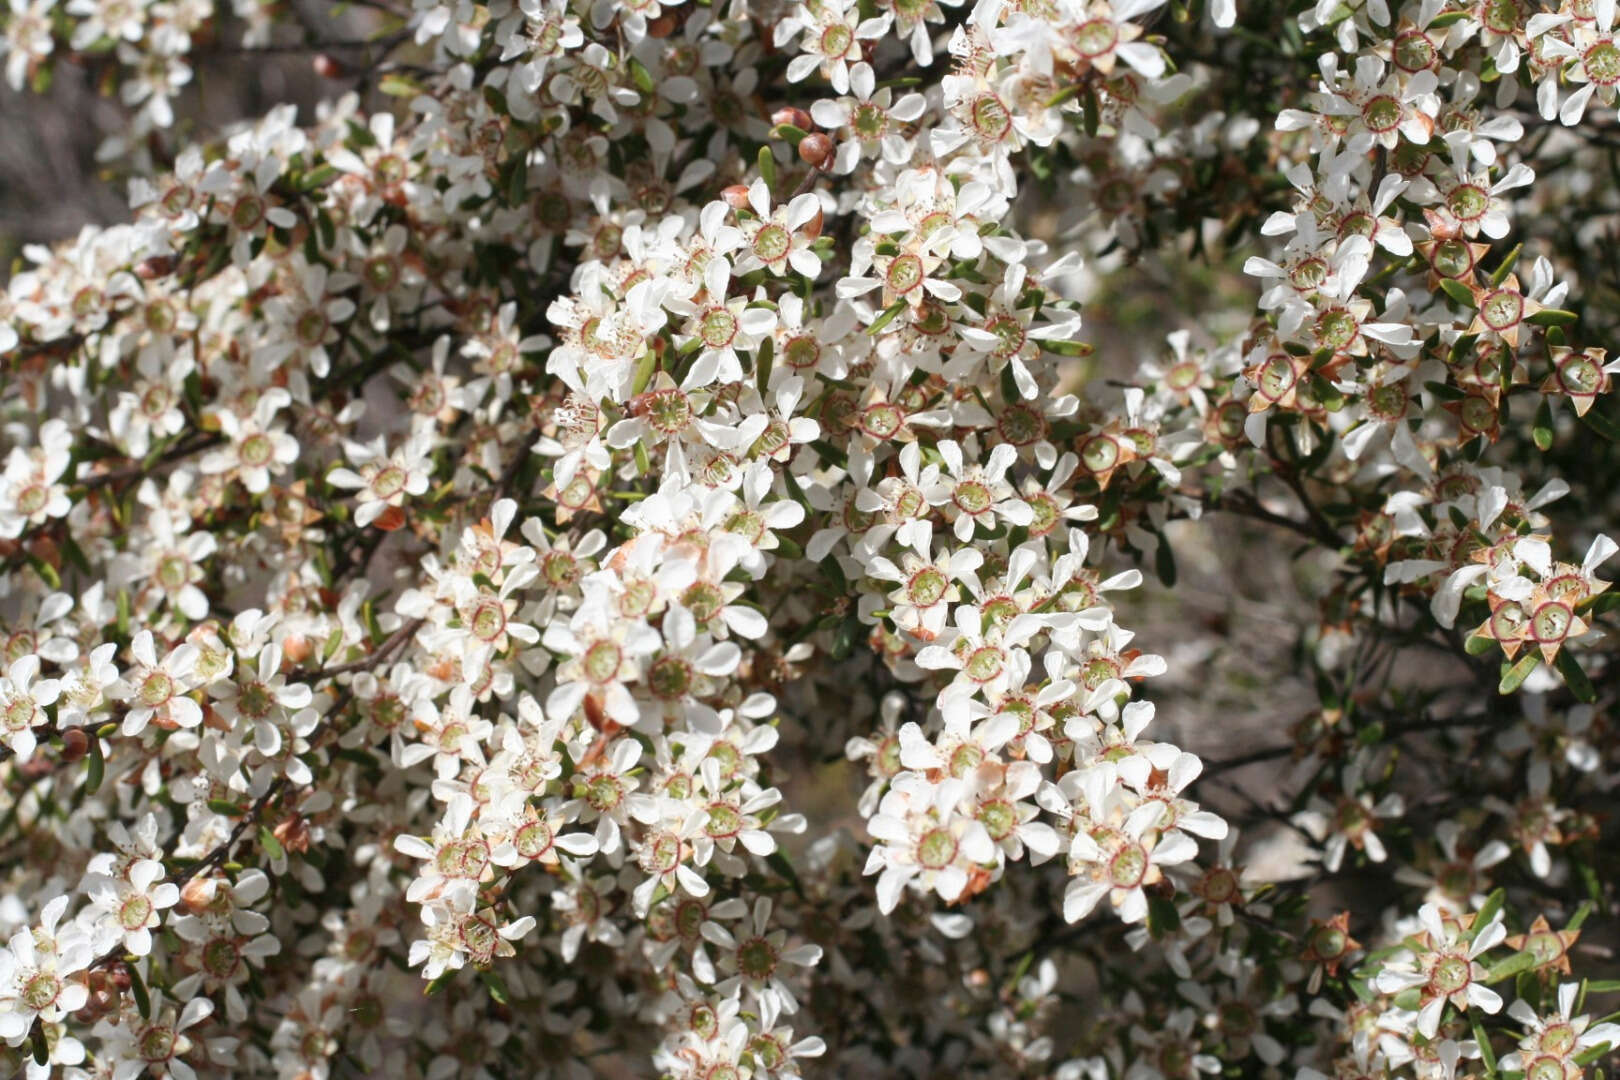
630,347 -> 657,396
505,157 -> 527,206
298,164 -> 339,192
1309,373 -> 1345,411
425,969 -> 456,996
1449,333 -> 1480,365
1155,535 -> 1177,588
1533,398 -> 1554,451
781,466 -> 812,511
378,73 -> 421,97
1473,1014 -> 1498,1076
1469,889 -> 1505,941
866,301 -> 907,336
829,615 -> 861,661
1043,338 -> 1094,358
1498,653 -> 1539,695
767,850 -> 806,898
626,56 -> 655,95
61,536 -> 93,577
757,146 -> 777,192
1044,85 -> 1081,108
128,962 -> 152,1019
1147,895 -> 1182,936
1553,649 -> 1596,703
208,798 -> 248,817
1484,950 -> 1538,984
479,968 -> 511,1004
755,335 -> 773,396
1438,278 -> 1477,308
1575,1040 -> 1614,1067
1489,243 -> 1521,287
1464,634 -> 1498,656
27,555 -> 60,590
85,731 -> 105,795
1579,407 -> 1620,444
1424,380 -> 1466,402
259,825 -> 285,861
1000,361 -> 1021,404
1526,308 -> 1579,327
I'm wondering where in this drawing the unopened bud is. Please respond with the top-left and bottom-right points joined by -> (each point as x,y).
136,255 -> 176,280
313,54 -> 345,79
59,727 -> 89,762
771,107 -> 813,131
720,184 -> 752,210
798,133 -> 835,170
181,877 -> 218,915
281,633 -> 312,665
274,813 -> 311,854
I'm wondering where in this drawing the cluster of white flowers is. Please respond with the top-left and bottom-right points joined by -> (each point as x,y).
2,0 -> 1620,1073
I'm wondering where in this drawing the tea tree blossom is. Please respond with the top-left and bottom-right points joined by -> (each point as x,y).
0,0 -> 1618,1072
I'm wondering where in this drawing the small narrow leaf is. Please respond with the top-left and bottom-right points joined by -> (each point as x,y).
1438,278 -> 1477,308
1533,398 -> 1554,452
1553,649 -> 1596,703
1526,308 -> 1579,327
85,731 -> 105,795
1484,950 -> 1538,984
1498,653 -> 1539,694
757,146 -> 777,192
128,963 -> 152,1019
480,968 -> 511,1004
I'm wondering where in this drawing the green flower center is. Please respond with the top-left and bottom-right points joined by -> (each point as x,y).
582,640 -> 621,683
1431,953 -> 1471,995
917,827 -> 957,869
700,308 -> 738,348
1109,843 -> 1148,887
1074,18 -> 1118,57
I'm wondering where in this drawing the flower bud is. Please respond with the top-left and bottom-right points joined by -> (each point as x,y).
798,133 -> 835,170
772,107 -> 813,131
59,726 -> 89,762
181,877 -> 218,915
274,813 -> 312,854
136,255 -> 177,280
282,633 -> 313,665
721,184 -> 752,210
313,54 -> 345,79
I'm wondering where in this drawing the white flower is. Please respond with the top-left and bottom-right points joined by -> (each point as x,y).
114,629 -> 203,737
0,896 -> 92,1040
83,858 -> 180,956
0,654 -> 60,761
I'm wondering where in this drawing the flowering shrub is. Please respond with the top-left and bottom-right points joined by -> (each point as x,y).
4,0 -> 1620,1075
